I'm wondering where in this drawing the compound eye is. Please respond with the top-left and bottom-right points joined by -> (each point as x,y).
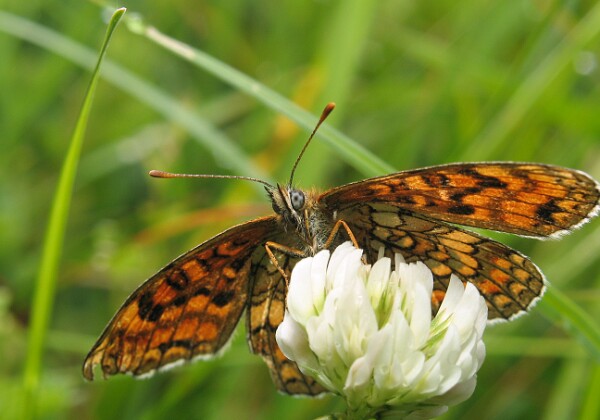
290,189 -> 305,211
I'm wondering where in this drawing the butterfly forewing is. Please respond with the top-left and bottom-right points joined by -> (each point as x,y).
83,216 -> 280,380
322,163 -> 600,238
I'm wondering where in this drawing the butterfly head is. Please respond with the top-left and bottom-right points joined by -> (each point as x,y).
267,184 -> 306,225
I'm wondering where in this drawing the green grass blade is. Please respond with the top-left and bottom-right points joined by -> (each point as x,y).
484,336 -> 586,359
0,11 -> 267,183
20,8 -> 126,419
465,2 -> 600,160
537,285 -> 600,361
291,1 -> 378,186
580,365 -> 600,420
126,14 -> 394,177
541,359 -> 587,420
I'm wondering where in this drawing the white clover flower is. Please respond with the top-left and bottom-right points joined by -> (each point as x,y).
276,242 -> 488,419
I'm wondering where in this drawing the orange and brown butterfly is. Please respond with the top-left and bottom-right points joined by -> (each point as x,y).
83,103 -> 600,396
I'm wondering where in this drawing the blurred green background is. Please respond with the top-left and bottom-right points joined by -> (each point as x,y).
1,0 -> 600,419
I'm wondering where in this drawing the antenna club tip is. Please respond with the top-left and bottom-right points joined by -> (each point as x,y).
323,102 -> 336,116
318,102 -> 335,123
149,170 -> 167,178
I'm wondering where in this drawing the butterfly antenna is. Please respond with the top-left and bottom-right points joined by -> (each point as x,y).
149,170 -> 275,189
288,102 -> 336,186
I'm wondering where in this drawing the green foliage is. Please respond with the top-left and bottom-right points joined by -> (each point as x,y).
1,1 -> 599,419
19,8 -> 125,419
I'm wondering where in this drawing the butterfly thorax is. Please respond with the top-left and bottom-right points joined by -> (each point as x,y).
267,184 -> 331,255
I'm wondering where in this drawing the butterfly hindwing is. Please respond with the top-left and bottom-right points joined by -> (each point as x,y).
247,243 -> 326,395
83,216 -> 279,380
338,202 -> 546,321
322,162 -> 600,238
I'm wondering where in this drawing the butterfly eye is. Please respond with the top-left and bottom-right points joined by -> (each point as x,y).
290,190 -> 305,211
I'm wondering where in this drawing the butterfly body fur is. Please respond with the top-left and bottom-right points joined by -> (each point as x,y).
83,162 -> 600,395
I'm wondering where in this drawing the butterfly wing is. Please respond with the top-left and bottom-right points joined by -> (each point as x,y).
336,202 -> 546,321
322,163 -> 600,238
83,216 -> 280,380
247,244 -> 326,395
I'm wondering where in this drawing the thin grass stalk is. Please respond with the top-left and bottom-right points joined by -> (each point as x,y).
21,8 -> 126,419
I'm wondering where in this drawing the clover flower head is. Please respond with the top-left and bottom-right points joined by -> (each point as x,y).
276,242 -> 488,419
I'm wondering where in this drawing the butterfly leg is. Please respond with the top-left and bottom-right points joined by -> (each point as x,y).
264,241 -> 307,289
323,219 -> 367,263
324,219 -> 359,248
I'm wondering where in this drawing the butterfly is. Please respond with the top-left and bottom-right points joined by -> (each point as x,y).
83,103 -> 600,396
